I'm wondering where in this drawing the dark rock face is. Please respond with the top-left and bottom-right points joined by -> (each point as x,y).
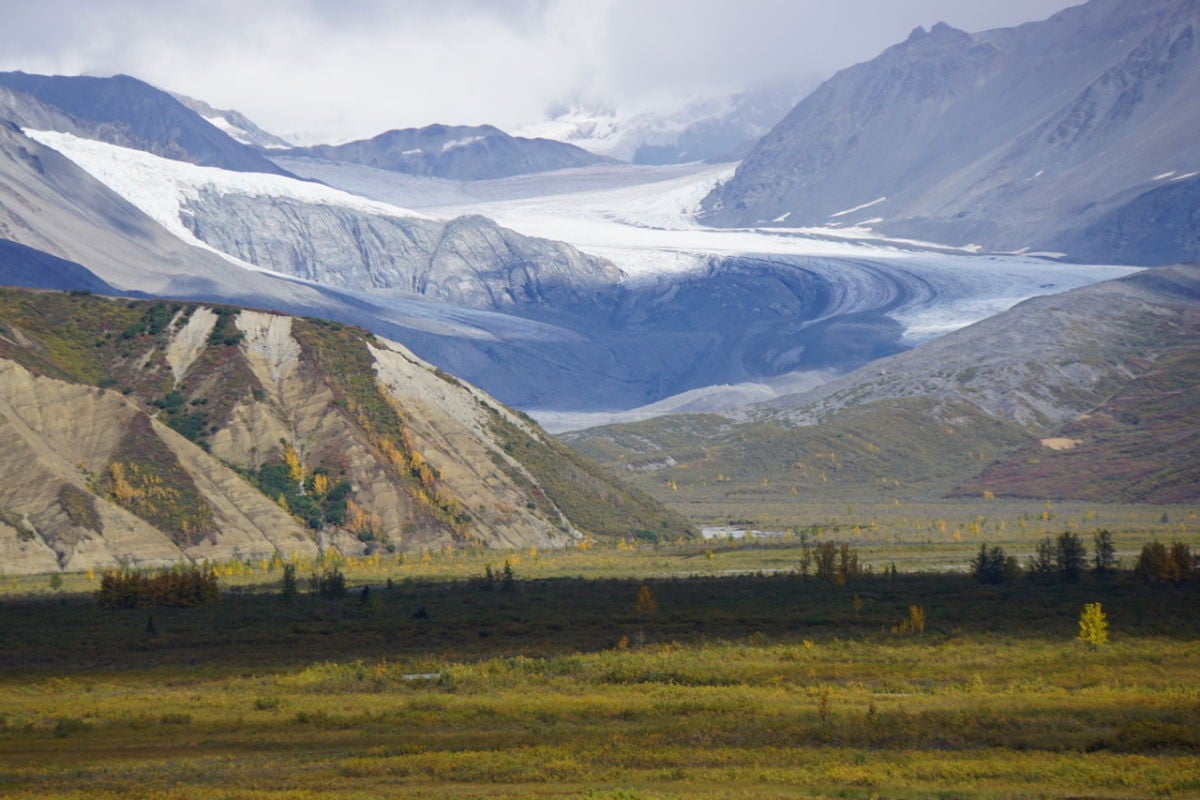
279,124 -> 612,180
0,71 -> 290,175
1052,176 -> 1200,266
701,0 -> 1200,265
0,240 -> 120,294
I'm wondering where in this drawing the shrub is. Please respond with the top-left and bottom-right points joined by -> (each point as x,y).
634,584 -> 657,617
53,717 -> 90,738
1135,541 -> 1196,584
312,565 -> 347,600
814,542 -> 861,584
58,484 -> 101,532
95,566 -> 219,608
893,604 -> 926,635
280,563 -> 298,601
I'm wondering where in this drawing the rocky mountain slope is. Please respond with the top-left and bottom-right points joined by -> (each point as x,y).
277,124 -> 612,181
566,265 -> 1200,504
701,0 -> 1200,265
0,71 -> 289,175
0,289 -> 691,575
179,191 -> 621,311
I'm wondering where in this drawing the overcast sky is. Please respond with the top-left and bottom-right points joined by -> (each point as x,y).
0,0 -> 1078,144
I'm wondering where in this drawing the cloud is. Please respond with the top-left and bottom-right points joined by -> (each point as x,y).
0,0 -> 1075,143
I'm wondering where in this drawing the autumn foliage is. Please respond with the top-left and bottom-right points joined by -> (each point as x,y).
95,565 -> 220,608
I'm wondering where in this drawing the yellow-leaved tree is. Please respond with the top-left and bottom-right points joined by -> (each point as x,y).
1078,602 -> 1109,647
282,441 -> 304,482
634,584 -> 657,617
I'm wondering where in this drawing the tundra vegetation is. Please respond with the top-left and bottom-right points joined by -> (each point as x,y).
1,526 -> 1198,799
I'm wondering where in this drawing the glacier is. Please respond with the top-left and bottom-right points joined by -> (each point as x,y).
25,128 -> 1140,418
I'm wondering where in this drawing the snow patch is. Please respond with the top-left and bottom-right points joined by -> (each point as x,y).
1154,171 -> 1177,180
1171,171 -> 1198,181
829,196 -> 886,218
441,136 -> 485,152
202,114 -> 252,146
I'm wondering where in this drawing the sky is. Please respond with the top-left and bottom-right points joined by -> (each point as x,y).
0,0 -> 1078,144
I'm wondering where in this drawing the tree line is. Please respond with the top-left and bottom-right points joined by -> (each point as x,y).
971,531 -> 1197,585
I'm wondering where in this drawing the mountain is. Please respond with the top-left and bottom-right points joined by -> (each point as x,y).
276,124 -> 612,181
171,92 -> 293,149
2,106 -> 1133,415
0,288 -> 692,575
520,83 -> 805,165
24,126 -> 621,312
0,120 -> 337,303
0,71 -> 290,175
701,0 -> 1200,266
0,120 -> 629,409
566,264 -> 1200,504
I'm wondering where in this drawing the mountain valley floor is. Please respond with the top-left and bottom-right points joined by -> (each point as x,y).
2,507 -> 1198,799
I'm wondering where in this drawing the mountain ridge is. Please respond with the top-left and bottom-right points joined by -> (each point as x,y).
277,123 -> 613,181
701,0 -> 1200,266
0,71 -> 292,176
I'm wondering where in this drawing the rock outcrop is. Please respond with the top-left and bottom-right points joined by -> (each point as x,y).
181,188 -> 621,311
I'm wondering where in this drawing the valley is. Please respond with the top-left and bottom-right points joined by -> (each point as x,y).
2,540 -> 1199,799
23,127 -> 1138,415
0,2 -> 1198,797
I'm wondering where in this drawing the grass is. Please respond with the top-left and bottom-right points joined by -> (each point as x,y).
2,553 -> 1199,798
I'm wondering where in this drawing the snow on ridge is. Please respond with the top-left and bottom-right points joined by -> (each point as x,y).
441,136 -> 486,152
829,196 -> 887,219
202,114 -> 252,146
24,130 -> 433,238
22,129 -> 436,285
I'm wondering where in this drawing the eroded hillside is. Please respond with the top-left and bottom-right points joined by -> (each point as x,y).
0,289 -> 691,574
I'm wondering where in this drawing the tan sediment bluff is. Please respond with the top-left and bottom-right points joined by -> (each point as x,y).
0,292 -> 688,575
